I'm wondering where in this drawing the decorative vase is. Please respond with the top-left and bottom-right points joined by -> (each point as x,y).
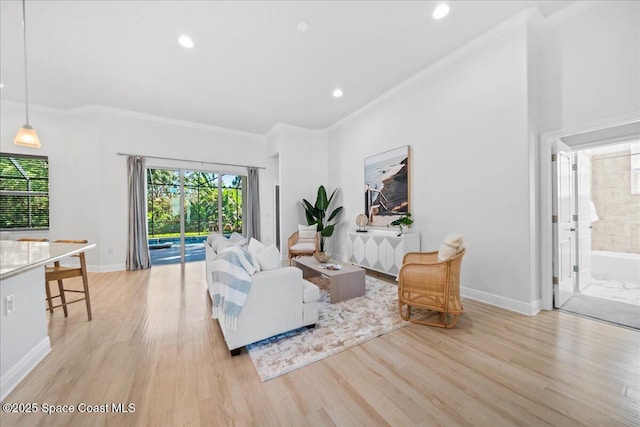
314,251 -> 331,263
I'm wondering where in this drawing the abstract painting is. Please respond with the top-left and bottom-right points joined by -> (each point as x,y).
364,146 -> 410,227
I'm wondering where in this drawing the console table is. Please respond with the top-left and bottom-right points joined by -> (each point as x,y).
346,231 -> 420,276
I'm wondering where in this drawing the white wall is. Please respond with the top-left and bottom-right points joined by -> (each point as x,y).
270,123 -> 328,258
327,15 -> 537,312
325,2 -> 640,313
0,103 -> 274,271
539,1 -> 640,133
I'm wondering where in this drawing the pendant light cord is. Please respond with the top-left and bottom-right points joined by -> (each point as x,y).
22,0 -> 30,125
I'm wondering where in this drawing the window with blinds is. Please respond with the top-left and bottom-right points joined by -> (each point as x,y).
0,153 -> 50,230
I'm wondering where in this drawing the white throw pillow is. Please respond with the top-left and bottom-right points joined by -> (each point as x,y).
229,232 -> 247,246
206,233 -> 222,246
437,233 -> 465,262
298,224 -> 317,244
256,244 -> 282,271
214,238 -> 233,253
248,237 -> 267,258
221,245 -> 257,275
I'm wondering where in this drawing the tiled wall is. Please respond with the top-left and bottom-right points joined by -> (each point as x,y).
591,150 -> 640,254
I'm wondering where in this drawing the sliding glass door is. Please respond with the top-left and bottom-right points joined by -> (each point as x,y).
147,168 -> 245,265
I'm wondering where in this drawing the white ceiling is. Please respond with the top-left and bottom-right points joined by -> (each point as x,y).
0,1 -> 574,135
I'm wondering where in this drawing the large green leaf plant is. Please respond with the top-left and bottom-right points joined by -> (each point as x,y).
301,186 -> 344,252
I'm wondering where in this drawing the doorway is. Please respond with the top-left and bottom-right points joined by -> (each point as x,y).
543,115 -> 640,328
146,168 -> 245,265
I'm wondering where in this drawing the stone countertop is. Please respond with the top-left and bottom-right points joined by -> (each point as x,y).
0,241 -> 96,280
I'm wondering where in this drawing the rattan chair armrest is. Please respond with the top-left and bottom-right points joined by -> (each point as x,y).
402,251 -> 439,265
399,261 -> 448,277
287,232 -> 298,249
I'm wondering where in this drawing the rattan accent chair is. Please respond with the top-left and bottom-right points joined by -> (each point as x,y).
398,248 -> 465,328
287,231 -> 319,265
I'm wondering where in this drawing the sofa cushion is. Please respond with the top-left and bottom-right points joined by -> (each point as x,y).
298,224 -> 317,244
290,242 -> 315,252
438,233 -> 464,261
256,244 -> 281,270
302,280 -> 320,303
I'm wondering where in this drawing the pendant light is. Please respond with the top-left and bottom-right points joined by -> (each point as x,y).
14,0 -> 41,148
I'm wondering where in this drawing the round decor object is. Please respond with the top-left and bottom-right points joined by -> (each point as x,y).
355,214 -> 368,227
314,252 -> 331,263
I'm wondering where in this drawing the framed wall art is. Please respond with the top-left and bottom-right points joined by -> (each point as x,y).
364,145 -> 410,227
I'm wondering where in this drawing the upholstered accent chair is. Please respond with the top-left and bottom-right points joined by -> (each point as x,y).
287,228 -> 318,265
397,247 -> 465,328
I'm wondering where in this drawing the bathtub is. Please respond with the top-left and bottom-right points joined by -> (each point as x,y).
592,250 -> 640,282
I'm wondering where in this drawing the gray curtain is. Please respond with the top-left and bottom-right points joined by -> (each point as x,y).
126,156 -> 151,270
246,167 -> 261,240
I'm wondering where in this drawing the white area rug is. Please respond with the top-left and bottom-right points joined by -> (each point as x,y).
246,275 -> 408,381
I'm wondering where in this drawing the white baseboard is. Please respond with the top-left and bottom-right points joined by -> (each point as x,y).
338,253 -> 542,316
461,287 -> 541,316
1,337 -> 51,402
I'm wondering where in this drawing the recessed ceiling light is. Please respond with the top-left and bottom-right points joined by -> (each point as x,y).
0,83 -> 4,89
178,35 -> 194,48
433,3 -> 450,20
297,22 -> 309,32
333,88 -> 343,98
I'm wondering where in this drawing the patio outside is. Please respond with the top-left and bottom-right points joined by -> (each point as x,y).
147,169 -> 244,265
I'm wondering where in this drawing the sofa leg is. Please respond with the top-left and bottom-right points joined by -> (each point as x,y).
230,347 -> 242,356
307,323 -> 316,329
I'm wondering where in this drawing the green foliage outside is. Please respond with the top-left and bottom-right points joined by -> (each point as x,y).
146,169 -> 243,238
0,155 -> 49,229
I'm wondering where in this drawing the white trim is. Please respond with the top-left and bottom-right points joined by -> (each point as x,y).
327,9 -> 535,131
0,337 -> 50,402
539,111 -> 640,310
268,122 -> 326,135
336,253 -> 542,315
461,287 -> 541,316
540,0 -> 603,30
0,100 -> 264,139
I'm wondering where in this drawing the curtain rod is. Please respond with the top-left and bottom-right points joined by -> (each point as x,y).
116,152 -> 266,170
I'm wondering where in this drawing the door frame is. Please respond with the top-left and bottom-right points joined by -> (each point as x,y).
540,111 -> 640,310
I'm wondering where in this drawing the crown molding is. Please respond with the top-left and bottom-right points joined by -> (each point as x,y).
326,9 -> 534,131
540,0 -> 604,31
0,100 -> 265,140
268,122 -> 327,135
326,2 -> 608,132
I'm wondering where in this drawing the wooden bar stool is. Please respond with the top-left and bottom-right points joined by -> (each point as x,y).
45,239 -> 93,321
16,238 -> 56,312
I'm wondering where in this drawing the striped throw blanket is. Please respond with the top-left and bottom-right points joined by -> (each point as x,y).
211,249 -> 254,330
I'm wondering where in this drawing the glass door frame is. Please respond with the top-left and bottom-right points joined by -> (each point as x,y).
146,165 -> 245,265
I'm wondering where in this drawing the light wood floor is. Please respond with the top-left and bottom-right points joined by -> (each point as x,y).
1,262 -> 639,427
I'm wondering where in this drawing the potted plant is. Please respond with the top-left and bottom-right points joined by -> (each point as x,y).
389,213 -> 413,237
300,186 -> 343,262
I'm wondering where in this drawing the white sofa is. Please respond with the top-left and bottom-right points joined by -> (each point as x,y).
205,234 -> 320,355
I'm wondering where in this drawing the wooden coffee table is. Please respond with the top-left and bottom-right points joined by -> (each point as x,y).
292,256 -> 365,303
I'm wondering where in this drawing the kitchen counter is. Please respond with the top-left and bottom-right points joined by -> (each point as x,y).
0,241 -> 96,280
0,240 -> 95,401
